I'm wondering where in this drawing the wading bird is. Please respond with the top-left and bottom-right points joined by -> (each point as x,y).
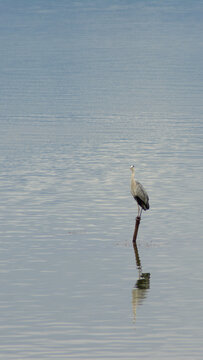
130,165 -> 150,217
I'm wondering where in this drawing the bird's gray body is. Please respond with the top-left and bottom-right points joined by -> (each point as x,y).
130,165 -> 150,212
131,180 -> 149,210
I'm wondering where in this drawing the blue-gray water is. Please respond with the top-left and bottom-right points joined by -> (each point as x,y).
0,1 -> 202,359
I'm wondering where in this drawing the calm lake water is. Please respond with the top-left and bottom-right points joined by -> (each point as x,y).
0,1 -> 202,359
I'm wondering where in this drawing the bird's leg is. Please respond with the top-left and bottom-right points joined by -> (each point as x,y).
137,204 -> 140,217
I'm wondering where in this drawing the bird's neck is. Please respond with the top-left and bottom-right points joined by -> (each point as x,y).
131,171 -> 136,184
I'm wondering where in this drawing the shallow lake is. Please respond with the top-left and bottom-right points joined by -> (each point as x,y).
0,1 -> 202,359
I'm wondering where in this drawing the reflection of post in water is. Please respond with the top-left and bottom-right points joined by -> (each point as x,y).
132,242 -> 150,322
133,239 -> 142,279
133,241 -> 150,289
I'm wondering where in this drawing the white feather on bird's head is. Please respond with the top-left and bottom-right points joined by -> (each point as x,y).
130,165 -> 135,173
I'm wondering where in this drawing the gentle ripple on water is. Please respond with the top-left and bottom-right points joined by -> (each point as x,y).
0,0 -> 202,359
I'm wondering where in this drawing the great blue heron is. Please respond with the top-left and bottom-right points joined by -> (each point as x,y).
130,165 -> 150,217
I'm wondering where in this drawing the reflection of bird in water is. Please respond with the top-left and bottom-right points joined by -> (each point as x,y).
130,165 -> 150,217
132,287 -> 149,321
132,274 -> 150,321
132,241 -> 150,322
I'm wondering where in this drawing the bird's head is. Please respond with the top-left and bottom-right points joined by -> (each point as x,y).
130,165 -> 135,173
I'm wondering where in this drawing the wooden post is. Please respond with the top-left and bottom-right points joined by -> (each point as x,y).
132,216 -> 141,244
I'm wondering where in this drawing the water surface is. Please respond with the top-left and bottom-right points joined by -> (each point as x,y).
0,1 -> 202,359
